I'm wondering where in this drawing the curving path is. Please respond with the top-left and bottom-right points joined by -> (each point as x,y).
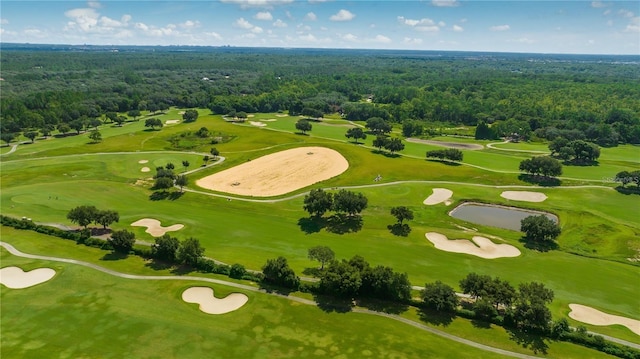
0,241 -> 547,358
0,144 -> 19,157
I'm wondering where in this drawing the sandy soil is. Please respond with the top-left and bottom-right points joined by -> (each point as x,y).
0,266 -> 56,289
140,167 -> 151,172
275,114 -> 288,117
249,121 -> 267,127
178,111 -> 185,115
131,218 -> 184,237
182,287 -> 249,314
165,120 -> 180,125
423,188 -> 453,206
247,114 -> 255,118
500,191 -> 547,202
196,146 -> 349,197
262,119 -> 277,122
425,232 -> 521,259
138,160 -> 148,164
407,138 -> 484,150
569,304 -> 640,335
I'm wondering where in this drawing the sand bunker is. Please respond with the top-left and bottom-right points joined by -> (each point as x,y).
165,120 -> 180,125
140,167 -> 151,172
426,232 -> 521,259
249,121 -> 267,127
0,266 -> 56,289
247,114 -> 255,118
182,287 -> 248,314
196,146 -> 349,197
569,304 -> 640,335
407,138 -> 484,150
131,218 -> 184,237
178,111 -> 185,115
138,160 -> 148,164
423,188 -> 453,206
500,191 -> 547,202
275,114 -> 288,117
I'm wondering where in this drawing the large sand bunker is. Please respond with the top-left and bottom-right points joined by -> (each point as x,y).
249,121 -> 267,127
426,232 -> 521,259
407,138 -> 484,150
500,191 -> 547,202
131,218 -> 184,237
182,287 -> 249,314
0,266 -> 56,289
196,146 -> 349,197
569,304 -> 640,335
423,188 -> 453,206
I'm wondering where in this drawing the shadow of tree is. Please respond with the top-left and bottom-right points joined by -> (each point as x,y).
563,159 -> 599,167
417,307 -> 456,327
520,237 -> 559,252
302,267 -> 322,277
100,251 -> 129,261
356,298 -> 409,315
144,259 -> 174,271
170,264 -> 195,275
313,293 -> 353,313
387,223 -> 411,237
615,186 -> 640,195
297,216 -> 327,234
518,174 -> 561,187
426,159 -> 462,166
149,191 -> 184,201
507,329 -> 549,355
326,214 -> 363,234
258,281 -> 297,296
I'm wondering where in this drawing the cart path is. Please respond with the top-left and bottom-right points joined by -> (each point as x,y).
0,241 -> 549,358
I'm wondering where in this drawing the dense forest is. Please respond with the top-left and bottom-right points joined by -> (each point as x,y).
1,45 -> 639,146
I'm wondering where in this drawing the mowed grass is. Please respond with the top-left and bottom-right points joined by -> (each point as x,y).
0,231 -> 618,358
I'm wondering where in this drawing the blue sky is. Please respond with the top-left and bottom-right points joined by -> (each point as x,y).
1,1 -> 638,54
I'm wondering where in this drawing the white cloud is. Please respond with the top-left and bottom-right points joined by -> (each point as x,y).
460,18 -> 467,23
220,0 -> 294,8
1,18 -> 9,25
603,9 -> 611,16
88,1 -> 102,9
438,21 -> 446,27
591,1 -> 606,8
372,34 -> 391,43
273,19 -> 287,28
403,37 -> 423,45
204,31 -> 223,40
625,16 -> 640,32
432,0 -> 459,7
330,9 -> 355,22
24,28 -> 47,38
179,20 -> 200,29
235,17 -> 254,29
619,9 -> 634,18
398,16 -> 440,32
251,26 -> 264,34
255,11 -> 273,21
453,25 -> 464,32
308,0 -> 328,3
305,12 -> 317,21
490,24 -> 510,31
342,33 -> 358,42
299,33 -> 317,42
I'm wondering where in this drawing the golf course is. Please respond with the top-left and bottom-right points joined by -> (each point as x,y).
2,107 -> 639,358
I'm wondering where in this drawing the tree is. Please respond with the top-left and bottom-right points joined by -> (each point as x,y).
109,229 -> 136,253
177,237 -> 205,265
145,118 -> 163,130
67,205 -> 98,228
303,188 -> 334,217
384,138 -> 405,154
390,206 -> 413,224
308,246 -> 335,270
182,160 -> 190,172
372,135 -> 389,150
345,127 -> 367,144
630,170 -> 640,188
127,109 -> 141,121
152,234 -> 180,262
229,263 -> 247,279
365,117 -> 392,135
57,124 -> 71,135
295,119 -> 312,134
521,215 -> 561,242
421,281 -> 459,312
114,116 -> 126,127
475,121 -> 496,140
89,118 -> 102,130
175,175 -> 188,192
236,111 -> 248,120
319,259 -> 362,298
69,119 -> 84,134
95,210 -> 119,229
210,147 -> 220,160
427,149 -> 463,162
183,109 -> 199,122
25,130 -> 38,143
154,177 -> 174,191
361,265 -> 411,302
459,272 -> 492,299
88,130 -> 102,143
262,256 -> 300,289
507,282 -> 554,333
41,124 -> 55,138
519,156 -> 562,178
165,163 -> 175,171
332,189 -> 368,216
1,132 -> 16,145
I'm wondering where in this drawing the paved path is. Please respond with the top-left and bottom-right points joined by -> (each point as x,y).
0,144 -> 18,157
0,241 -> 549,358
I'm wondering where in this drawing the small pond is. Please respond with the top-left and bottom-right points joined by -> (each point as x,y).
449,202 -> 558,231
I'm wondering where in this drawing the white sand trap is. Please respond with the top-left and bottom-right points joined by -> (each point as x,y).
196,146 -> 349,197
138,160 -> 148,164
569,304 -> 640,335
249,121 -> 267,127
247,114 -> 255,118
0,266 -> 56,289
182,287 -> 248,314
131,218 -> 184,237
262,119 -> 277,122
500,191 -> 547,202
165,120 -> 180,125
275,114 -> 288,117
425,232 -> 521,259
423,188 -> 453,206
140,167 -> 151,173
178,111 -> 185,115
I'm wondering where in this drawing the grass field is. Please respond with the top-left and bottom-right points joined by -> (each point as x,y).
1,109 -> 639,357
